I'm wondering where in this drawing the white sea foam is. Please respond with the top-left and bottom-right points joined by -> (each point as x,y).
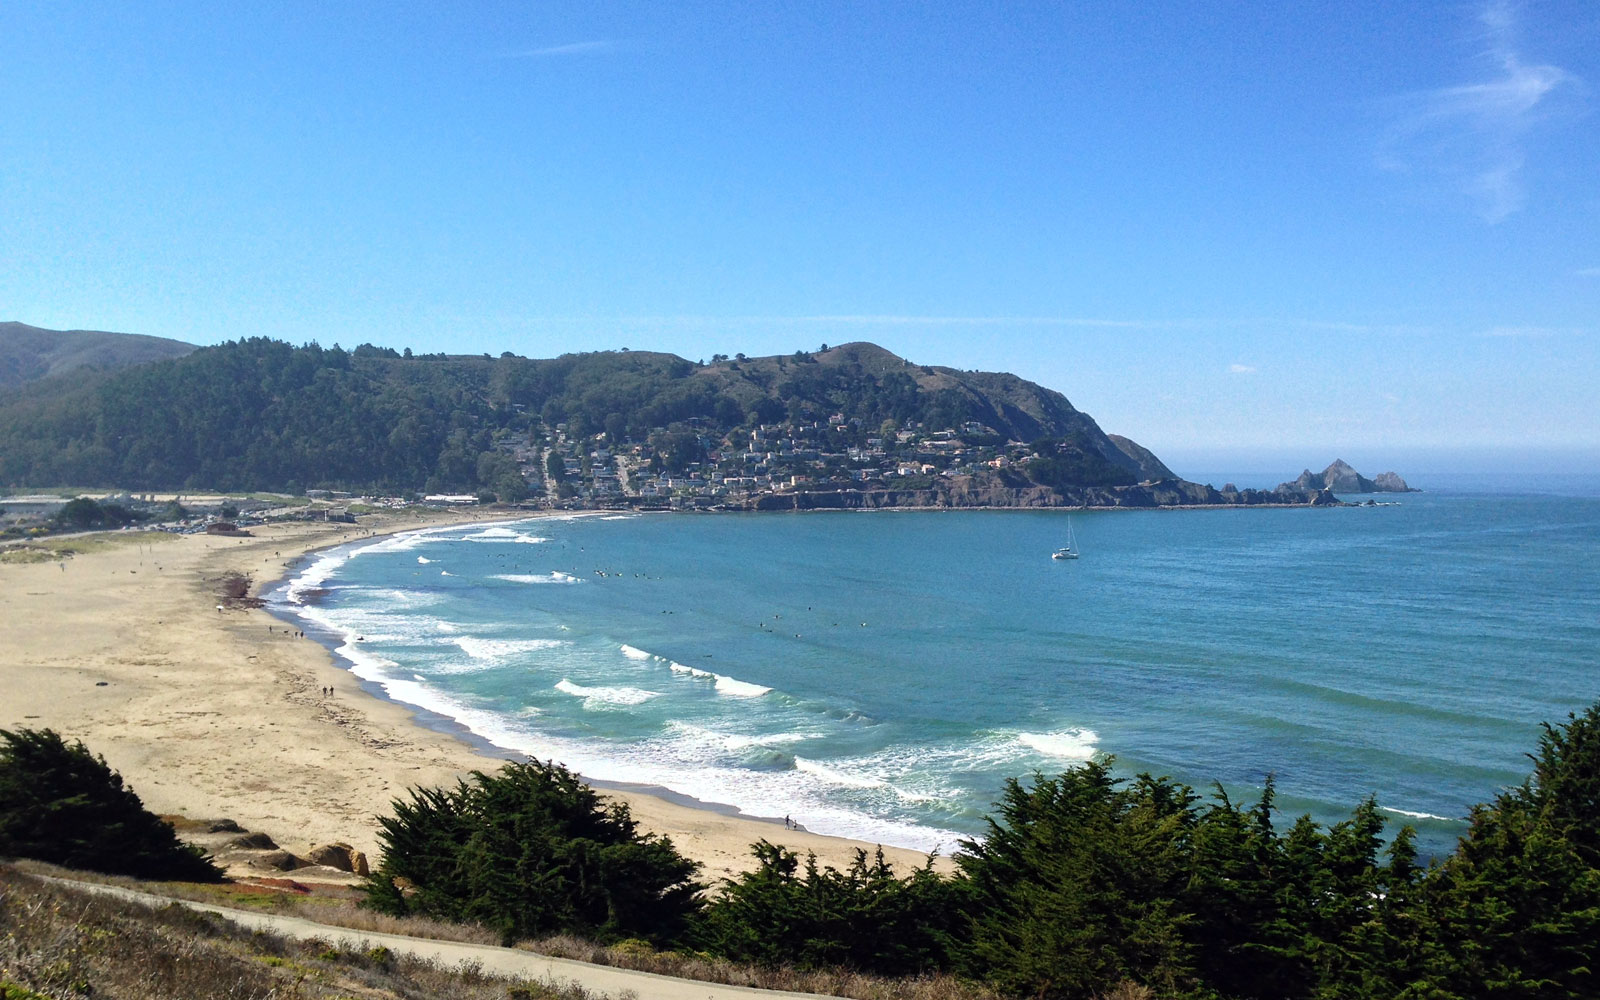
464,526 -> 548,544
284,551 -> 349,603
437,622 -> 459,633
667,662 -> 771,696
417,556 -> 431,564
1382,806 -> 1456,822
795,757 -> 888,789
379,589 -> 439,607
441,570 -> 453,576
715,676 -> 772,697
1018,728 -> 1100,761
670,724 -> 821,752
554,679 -> 660,707
453,637 -> 567,661
620,644 -> 654,661
282,628 -> 966,852
492,572 -> 582,585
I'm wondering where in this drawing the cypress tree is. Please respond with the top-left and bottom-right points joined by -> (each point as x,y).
361,759 -> 702,944
0,728 -> 221,881
1417,706 -> 1600,998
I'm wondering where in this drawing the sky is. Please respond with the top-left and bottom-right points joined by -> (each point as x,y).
2,1 -> 1597,471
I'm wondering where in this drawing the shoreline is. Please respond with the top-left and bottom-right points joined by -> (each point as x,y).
261,513 -> 955,850
0,508 -> 944,883
258,526 -> 800,830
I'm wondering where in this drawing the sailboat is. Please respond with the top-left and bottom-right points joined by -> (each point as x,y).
1052,516 -> 1080,560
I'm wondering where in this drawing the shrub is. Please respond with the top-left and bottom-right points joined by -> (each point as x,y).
361,759 -> 702,944
1416,704 -> 1600,998
0,728 -> 222,881
695,841 -> 961,975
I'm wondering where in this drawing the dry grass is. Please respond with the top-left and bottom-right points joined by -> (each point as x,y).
517,935 -> 999,1000
10,862 -> 501,946
20,863 -> 997,1000
0,864 -> 609,1000
0,531 -> 179,563
0,548 -> 58,564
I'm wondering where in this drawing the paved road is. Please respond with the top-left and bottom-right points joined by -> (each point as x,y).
44,876 -> 838,1000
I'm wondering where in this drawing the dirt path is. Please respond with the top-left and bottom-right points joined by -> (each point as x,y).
43,876 -> 841,1000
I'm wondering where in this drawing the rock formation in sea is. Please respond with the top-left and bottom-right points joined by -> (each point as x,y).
1278,459 -> 1418,495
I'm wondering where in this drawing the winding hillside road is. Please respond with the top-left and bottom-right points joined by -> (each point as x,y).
43,876 -> 839,1000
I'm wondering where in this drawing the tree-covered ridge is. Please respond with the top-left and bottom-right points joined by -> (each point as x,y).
0,336 -> 1173,497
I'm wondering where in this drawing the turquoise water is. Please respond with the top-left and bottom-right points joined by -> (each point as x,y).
277,482 -> 1600,858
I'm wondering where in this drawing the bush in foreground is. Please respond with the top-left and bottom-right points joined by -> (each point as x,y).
694,840 -> 964,976
0,728 -> 221,881
362,758 -> 702,944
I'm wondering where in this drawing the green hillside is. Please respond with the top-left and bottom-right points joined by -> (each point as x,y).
0,337 -> 1176,499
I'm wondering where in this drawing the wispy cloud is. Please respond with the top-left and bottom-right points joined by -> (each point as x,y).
497,40 -> 622,59
1576,266 -> 1600,277
1479,324 -> 1578,338
1379,1 -> 1581,222
1228,363 -> 1258,374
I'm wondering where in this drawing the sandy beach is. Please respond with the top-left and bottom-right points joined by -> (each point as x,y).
0,509 -> 942,883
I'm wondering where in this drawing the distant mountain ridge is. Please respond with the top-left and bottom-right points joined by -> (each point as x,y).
0,321 -> 196,389
1279,459 -> 1417,495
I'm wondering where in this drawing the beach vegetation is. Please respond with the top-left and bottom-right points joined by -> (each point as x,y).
361,758 -> 703,945
52,496 -> 144,529
693,841 -> 963,976
0,728 -> 222,881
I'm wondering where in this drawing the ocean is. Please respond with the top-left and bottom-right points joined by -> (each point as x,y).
273,476 -> 1600,859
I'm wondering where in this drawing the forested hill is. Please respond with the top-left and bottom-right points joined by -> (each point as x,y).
0,336 -> 1176,497
0,321 -> 196,388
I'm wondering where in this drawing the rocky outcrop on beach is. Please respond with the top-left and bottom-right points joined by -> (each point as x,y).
305,842 -> 370,875
252,849 -> 310,872
1279,459 -> 1418,495
171,816 -> 372,882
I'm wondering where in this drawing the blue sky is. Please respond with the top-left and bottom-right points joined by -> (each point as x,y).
2,1 -> 1596,469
